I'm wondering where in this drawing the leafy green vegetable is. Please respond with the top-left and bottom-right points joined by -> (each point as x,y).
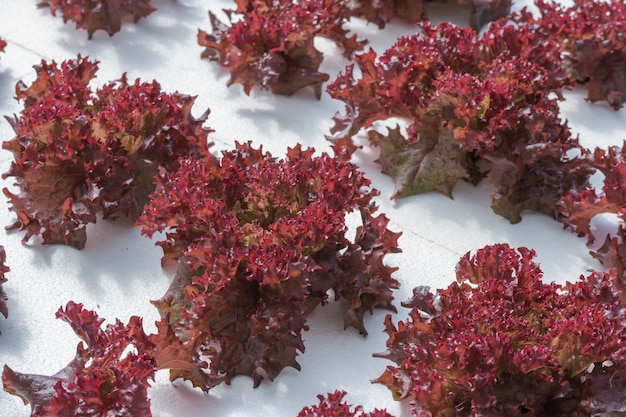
3,56 -> 211,248
376,243 -> 626,416
138,142 -> 401,390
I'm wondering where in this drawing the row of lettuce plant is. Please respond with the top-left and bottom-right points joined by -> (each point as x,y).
36,0 -> 511,39
6,243 -> 626,415
26,1 -> 626,109
34,0 -> 513,100
6,0 -> 624,250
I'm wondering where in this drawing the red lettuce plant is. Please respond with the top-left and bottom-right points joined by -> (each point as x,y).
2,55 -> 211,249
558,143 -> 626,274
37,0 -> 156,38
327,20 -> 592,223
298,390 -> 394,417
197,0 -> 366,98
351,0 -> 512,31
0,246 -> 9,320
137,142 -> 401,390
375,243 -> 626,416
2,302 -> 156,416
525,0 -> 626,110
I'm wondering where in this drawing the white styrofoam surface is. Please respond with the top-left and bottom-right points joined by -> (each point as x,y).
0,1 -> 622,416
